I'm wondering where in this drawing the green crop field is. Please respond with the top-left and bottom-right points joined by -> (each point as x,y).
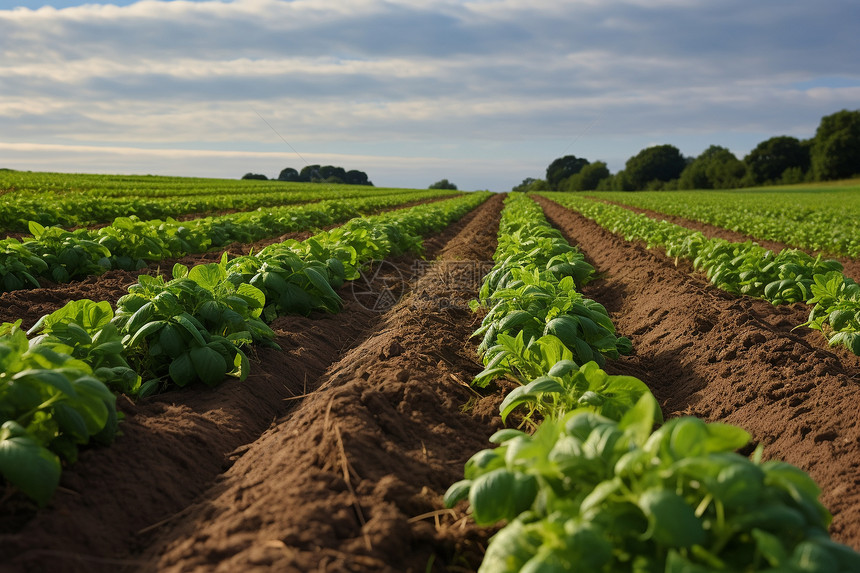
586,179 -> 860,258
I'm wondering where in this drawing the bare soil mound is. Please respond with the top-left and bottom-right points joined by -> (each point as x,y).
143,193 -> 506,572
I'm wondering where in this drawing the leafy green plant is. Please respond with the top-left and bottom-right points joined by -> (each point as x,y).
24,221 -> 112,283
471,194 -> 629,386
0,238 -> 48,291
498,359 -> 659,426
446,390 -> 860,572
27,299 -> 140,395
582,186 -> 860,259
802,271 -> 860,354
0,189 -> 460,292
0,322 -> 117,505
111,263 -> 261,395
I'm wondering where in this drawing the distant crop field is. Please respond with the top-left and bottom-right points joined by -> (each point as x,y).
587,179 -> 860,258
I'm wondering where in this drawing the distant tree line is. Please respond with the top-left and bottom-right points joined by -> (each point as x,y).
242,165 -> 373,186
514,108 -> 860,192
429,179 -> 458,190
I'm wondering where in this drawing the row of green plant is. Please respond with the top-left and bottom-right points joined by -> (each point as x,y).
586,184 -> 860,259
469,193 -> 630,389
0,169 -> 453,231
0,189 -> 453,292
445,194 -> 860,572
0,192 -> 491,506
540,192 -> 860,356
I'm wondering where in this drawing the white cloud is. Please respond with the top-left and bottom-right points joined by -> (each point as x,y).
1,0 -> 859,189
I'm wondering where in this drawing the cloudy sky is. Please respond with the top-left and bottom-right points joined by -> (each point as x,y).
1,0 -> 859,191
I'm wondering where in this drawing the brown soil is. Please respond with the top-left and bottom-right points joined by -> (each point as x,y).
591,197 -> 860,281
0,194 -> 505,573
535,195 -> 860,549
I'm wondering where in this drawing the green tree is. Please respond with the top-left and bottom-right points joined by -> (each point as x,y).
344,169 -> 372,186
429,179 -> 458,190
678,146 -> 746,189
744,136 -> 809,185
241,173 -> 268,180
511,177 -> 537,192
624,144 -> 686,190
562,161 -> 611,191
546,155 -> 589,190
277,167 -> 301,182
299,164 -> 321,182
811,109 -> 860,181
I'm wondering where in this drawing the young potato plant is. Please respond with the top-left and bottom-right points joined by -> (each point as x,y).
112,259 -> 271,395
228,250 -> 344,319
0,238 -> 48,291
24,221 -> 112,283
27,299 -> 140,395
498,359 -> 660,427
446,390 -> 860,572
691,241 -> 843,305
473,268 -> 630,386
802,271 -> 860,354
0,322 -> 118,505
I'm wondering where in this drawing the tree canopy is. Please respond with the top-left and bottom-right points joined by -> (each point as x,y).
678,145 -> 746,189
744,136 -> 809,185
561,161 -> 610,191
623,144 -> 686,189
546,155 -> 589,190
277,165 -> 373,186
811,109 -> 860,181
429,179 -> 458,190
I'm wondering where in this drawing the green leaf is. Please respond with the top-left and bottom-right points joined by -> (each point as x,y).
469,468 -> 538,525
548,359 -> 579,378
478,519 -> 541,573
188,263 -> 227,292
500,376 -> 566,422
190,345 -> 228,387
619,392 -> 662,444
751,528 -> 789,567
51,402 -> 89,443
174,314 -> 207,347
158,323 -> 187,358
126,319 -> 167,349
0,422 -> 62,506
168,352 -> 196,387
236,282 -> 266,310
489,428 -> 528,444
303,266 -> 341,304
12,368 -> 76,397
232,347 -> 249,380
443,479 -> 472,508
638,489 -> 706,548
171,263 -> 189,279
126,301 -> 156,333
